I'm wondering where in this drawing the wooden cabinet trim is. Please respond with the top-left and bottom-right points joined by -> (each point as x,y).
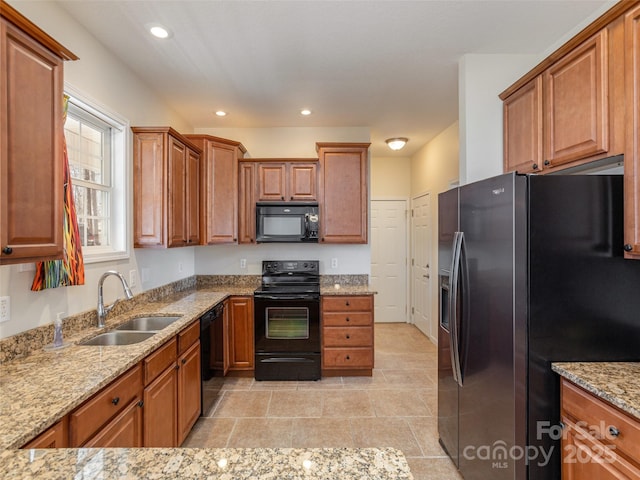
178,320 -> 200,355
21,417 -> 68,449
177,340 -> 201,445
0,1 -> 78,61
626,4 -> 640,257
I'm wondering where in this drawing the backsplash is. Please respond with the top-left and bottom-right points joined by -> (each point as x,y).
320,275 -> 369,287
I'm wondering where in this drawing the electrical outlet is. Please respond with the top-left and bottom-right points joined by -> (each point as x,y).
0,296 -> 10,324
129,270 -> 137,288
178,262 -> 184,273
240,258 -> 247,269
331,258 -> 338,269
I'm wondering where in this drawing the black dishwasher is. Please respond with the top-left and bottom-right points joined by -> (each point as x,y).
200,302 -> 224,411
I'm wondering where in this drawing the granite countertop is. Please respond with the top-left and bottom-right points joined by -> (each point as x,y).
552,362 -> 640,420
0,447 -> 413,479
320,285 -> 377,295
0,288 -> 230,450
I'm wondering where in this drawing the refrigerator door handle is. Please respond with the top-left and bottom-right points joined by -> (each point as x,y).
449,231 -> 464,387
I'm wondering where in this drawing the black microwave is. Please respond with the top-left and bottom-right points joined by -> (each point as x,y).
256,202 -> 319,243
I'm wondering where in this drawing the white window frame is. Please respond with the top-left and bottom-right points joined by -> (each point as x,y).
64,84 -> 130,263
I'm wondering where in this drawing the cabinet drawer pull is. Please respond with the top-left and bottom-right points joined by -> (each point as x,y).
608,426 -> 620,438
624,244 -> 633,252
345,317 -> 350,322
346,334 -> 350,339
111,397 -> 120,406
175,364 -> 180,370
2,247 -> 12,255
532,163 -> 538,170
345,300 -> 350,306
345,355 -> 350,360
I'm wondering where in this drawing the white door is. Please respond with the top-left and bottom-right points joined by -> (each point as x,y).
411,193 -> 432,338
371,199 -> 408,323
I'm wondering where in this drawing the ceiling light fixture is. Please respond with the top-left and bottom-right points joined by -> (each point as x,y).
385,137 -> 409,151
300,109 -> 312,116
215,110 -> 227,117
147,24 -> 172,39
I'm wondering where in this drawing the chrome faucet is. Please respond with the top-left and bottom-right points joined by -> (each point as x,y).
97,270 -> 134,328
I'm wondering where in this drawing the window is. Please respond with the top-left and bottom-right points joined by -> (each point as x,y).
64,90 -> 128,262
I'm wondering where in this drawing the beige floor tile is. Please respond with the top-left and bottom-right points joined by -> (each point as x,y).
321,390 -> 374,417
381,369 -> 437,388
296,376 -> 344,390
417,389 -> 438,416
251,380 -> 299,390
182,417 -> 235,447
227,418 -> 293,448
406,416 -> 446,457
350,417 -> 423,457
213,391 -> 271,417
217,376 -> 254,391
291,418 -> 354,447
341,369 -> 389,389
368,389 -> 432,417
405,457 -> 463,480
268,391 -> 323,417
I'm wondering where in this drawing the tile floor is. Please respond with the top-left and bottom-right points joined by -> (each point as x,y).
183,323 -> 463,480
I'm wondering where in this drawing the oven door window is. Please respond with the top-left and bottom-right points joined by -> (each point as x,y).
266,307 -> 309,339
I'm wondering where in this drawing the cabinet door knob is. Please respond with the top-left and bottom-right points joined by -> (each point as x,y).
346,334 -> 350,339
137,400 -> 144,408
623,244 -> 633,252
345,355 -> 350,360
2,247 -> 12,255
532,163 -> 539,170
175,364 -> 180,370
281,196 -> 284,200
290,196 -> 294,200
345,317 -> 350,322
608,426 -> 620,437
111,397 -> 120,406
544,160 -> 550,166
345,300 -> 350,306
182,358 -> 187,364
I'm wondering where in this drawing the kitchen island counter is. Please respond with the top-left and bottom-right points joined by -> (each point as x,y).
0,446 -> 413,479
552,362 -> 640,420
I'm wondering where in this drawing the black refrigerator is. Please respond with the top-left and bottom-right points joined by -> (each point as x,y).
437,172 -> 640,480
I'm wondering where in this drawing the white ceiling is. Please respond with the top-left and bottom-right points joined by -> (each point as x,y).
54,0 -> 613,157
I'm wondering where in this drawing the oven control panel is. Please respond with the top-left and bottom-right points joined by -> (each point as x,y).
262,260 -> 319,275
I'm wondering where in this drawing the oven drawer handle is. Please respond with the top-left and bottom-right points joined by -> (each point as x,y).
260,357 -> 316,363
256,295 -> 319,301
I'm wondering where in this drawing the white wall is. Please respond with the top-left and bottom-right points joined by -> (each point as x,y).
371,156 -> 411,198
0,1 -> 194,339
458,54 -> 541,185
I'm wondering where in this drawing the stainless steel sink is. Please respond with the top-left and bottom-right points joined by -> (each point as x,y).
80,331 -> 156,346
115,315 -> 182,332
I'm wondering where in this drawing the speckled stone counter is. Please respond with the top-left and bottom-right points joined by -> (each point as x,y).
320,285 -> 377,295
0,447 -> 413,479
552,362 -> 640,420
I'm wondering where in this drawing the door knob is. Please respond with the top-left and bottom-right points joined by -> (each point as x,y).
423,274 -> 430,278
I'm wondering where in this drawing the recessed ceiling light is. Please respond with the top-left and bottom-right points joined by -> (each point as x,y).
147,24 -> 172,39
215,111 -> 227,117
300,109 -> 312,116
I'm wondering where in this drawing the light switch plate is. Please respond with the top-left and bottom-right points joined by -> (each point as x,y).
331,258 -> 338,269
240,258 -> 247,269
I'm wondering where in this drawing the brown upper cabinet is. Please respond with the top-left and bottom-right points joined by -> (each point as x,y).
317,143 -> 370,244
0,2 -> 78,265
185,134 -> 246,245
132,127 -> 201,248
502,23 -> 625,174
626,4 -> 640,258
255,159 -> 318,202
502,1 -> 640,258
238,161 -> 256,244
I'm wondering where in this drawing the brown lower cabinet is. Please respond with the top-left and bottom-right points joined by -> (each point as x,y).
561,378 -> 640,479
228,296 -> 254,371
321,295 -> 374,376
22,418 -> 68,449
22,320 -> 202,449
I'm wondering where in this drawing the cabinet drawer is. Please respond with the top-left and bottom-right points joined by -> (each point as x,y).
322,295 -> 372,312
323,326 -> 372,347
323,312 -> 372,326
70,364 -> 142,447
144,337 -> 177,385
22,418 -> 68,449
562,379 -> 640,463
178,321 -> 200,355
322,347 -> 373,368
